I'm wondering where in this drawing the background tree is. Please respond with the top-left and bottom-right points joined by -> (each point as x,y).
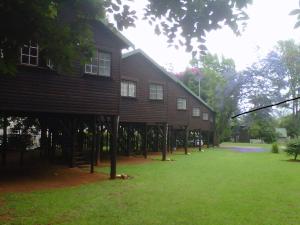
1,0 -> 252,74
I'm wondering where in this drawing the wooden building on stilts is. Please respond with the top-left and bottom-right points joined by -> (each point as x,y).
120,49 -> 216,160
0,21 -> 132,179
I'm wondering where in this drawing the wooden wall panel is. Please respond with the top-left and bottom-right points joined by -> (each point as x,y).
0,23 -> 123,116
120,55 -> 168,123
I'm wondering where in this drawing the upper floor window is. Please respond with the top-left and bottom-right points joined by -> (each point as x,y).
21,42 -> 39,66
121,80 -> 136,97
177,98 -> 187,110
149,84 -> 163,100
85,51 -> 111,77
192,107 -> 201,117
203,112 -> 209,121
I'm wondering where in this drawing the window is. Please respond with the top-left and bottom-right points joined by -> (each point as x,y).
121,80 -> 136,97
203,112 -> 209,121
149,84 -> 163,100
177,98 -> 187,110
192,108 -> 201,117
21,42 -> 39,66
85,51 -> 111,76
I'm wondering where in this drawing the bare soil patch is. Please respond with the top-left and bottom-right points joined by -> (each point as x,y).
0,155 -> 155,193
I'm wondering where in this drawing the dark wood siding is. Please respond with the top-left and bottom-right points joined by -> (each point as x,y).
166,81 -> 189,128
120,52 -> 215,131
0,23 -> 123,116
120,54 -> 168,123
188,95 -> 214,131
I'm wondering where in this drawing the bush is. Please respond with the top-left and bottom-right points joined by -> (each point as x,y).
271,142 -> 279,153
285,138 -> 300,160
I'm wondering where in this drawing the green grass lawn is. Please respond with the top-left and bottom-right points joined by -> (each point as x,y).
2,144 -> 300,225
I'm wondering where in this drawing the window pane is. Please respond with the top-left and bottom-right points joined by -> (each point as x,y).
149,84 -> 163,100
30,56 -> 38,66
30,47 -> 37,56
203,113 -> 209,120
21,55 -> 29,64
177,98 -> 187,110
128,83 -> 136,97
22,46 -> 29,55
92,65 -> 98,74
21,42 -> 39,66
99,52 -> 111,76
121,82 -> 128,96
193,108 -> 200,117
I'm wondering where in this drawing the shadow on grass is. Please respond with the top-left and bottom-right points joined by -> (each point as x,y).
283,159 -> 300,163
151,158 -> 176,162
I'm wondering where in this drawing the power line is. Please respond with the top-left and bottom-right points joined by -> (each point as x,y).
232,96 -> 300,119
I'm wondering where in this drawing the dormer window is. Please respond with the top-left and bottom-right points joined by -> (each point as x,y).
85,50 -> 111,77
21,42 -> 39,66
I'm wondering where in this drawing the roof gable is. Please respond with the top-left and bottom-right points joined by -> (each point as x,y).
122,49 -> 215,112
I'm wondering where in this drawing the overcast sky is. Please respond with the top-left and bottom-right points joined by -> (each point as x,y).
120,0 -> 300,72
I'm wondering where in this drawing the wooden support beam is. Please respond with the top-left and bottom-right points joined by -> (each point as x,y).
95,123 -> 100,166
198,130 -> 202,151
126,127 -> 132,156
90,116 -> 96,173
162,123 -> 168,161
40,118 -> 47,158
155,126 -> 160,152
1,115 -> 8,166
184,127 -> 189,155
207,132 -> 210,149
110,115 -> 119,179
142,125 -> 148,159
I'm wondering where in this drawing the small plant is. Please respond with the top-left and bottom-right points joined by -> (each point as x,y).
271,142 -> 279,153
285,138 -> 300,160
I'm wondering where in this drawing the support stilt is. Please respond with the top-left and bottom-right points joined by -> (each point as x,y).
110,115 -> 119,179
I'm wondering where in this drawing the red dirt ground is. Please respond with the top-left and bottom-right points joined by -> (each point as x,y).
0,154 -> 157,193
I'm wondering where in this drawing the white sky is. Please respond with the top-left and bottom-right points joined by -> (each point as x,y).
120,0 -> 300,72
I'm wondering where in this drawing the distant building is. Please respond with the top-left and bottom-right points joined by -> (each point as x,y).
232,125 -> 250,143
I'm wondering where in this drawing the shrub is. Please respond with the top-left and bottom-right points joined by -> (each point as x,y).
285,138 -> 300,160
271,142 -> 279,153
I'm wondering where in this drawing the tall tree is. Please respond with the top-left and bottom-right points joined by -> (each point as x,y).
276,40 -> 300,118
177,53 -> 241,142
1,0 -> 252,74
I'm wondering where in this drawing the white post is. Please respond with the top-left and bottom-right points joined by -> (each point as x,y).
198,76 -> 201,97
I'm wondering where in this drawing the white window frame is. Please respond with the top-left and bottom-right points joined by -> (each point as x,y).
20,42 -> 39,66
149,84 -> 163,100
121,80 -> 136,98
177,98 -> 187,110
192,107 -> 201,117
85,50 -> 111,77
203,112 -> 209,121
